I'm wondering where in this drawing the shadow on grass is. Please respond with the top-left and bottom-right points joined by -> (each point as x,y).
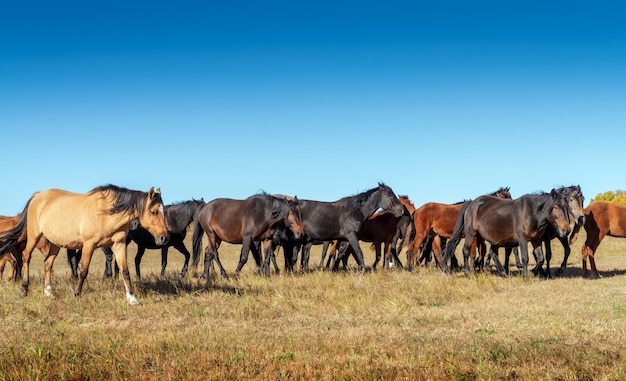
133,276 -> 262,297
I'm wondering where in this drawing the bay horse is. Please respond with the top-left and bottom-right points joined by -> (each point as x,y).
441,189 -> 571,277
569,201 -> 626,278
71,199 -> 206,279
191,193 -> 304,278
405,187 -> 512,272
0,185 -> 169,305
295,183 -> 405,272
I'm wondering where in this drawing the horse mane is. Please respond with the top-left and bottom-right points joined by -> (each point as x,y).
342,186 -> 379,211
90,184 -> 160,215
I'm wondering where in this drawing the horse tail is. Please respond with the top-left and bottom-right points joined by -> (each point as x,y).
441,201 -> 471,270
191,219 -> 205,268
0,198 -> 32,257
569,215 -> 585,245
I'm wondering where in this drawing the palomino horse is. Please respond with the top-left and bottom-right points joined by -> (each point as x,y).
441,189 -> 571,277
192,193 -> 304,278
0,185 -> 169,305
405,187 -> 512,271
73,199 -> 206,279
569,201 -> 626,278
293,183 -> 405,272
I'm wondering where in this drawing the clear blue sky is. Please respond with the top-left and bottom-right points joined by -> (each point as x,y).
1,1 -> 625,214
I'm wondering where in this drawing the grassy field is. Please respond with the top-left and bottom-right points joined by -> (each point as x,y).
1,229 -> 626,380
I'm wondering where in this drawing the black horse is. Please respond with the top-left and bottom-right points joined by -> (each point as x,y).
291,183 -> 405,272
441,189 -> 572,277
68,199 -> 206,279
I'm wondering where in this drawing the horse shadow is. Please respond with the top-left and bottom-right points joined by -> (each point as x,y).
133,276 -> 262,297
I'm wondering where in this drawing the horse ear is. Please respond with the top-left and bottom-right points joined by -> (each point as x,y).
551,188 -> 559,198
148,187 -> 155,198
155,188 -> 161,194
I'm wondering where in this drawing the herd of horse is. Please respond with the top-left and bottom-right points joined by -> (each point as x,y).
0,182 -> 625,305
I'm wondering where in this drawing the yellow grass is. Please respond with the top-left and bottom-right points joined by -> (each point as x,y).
1,230 -> 626,380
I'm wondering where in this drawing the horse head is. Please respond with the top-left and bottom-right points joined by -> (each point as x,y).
139,187 -> 169,246
398,195 -> 416,215
494,187 -> 512,199
283,196 -> 305,240
562,185 -> 585,225
548,188 -> 572,238
377,183 -> 404,217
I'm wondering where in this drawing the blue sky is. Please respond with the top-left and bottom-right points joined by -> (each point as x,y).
1,1 -> 625,214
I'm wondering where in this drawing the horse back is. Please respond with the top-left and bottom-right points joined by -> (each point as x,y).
298,200 -> 344,240
28,188 -> 132,248
587,201 -> 626,238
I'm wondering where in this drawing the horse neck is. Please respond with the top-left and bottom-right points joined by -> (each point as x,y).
166,206 -> 194,233
356,190 -> 383,219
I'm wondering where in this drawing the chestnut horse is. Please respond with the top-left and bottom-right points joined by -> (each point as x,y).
441,189 -> 571,277
0,185 -> 168,305
569,201 -> 626,278
0,214 -> 55,281
405,187 -> 512,271
192,193 -> 304,278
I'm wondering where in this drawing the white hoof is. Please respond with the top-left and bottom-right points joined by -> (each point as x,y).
126,293 -> 140,305
44,285 -> 55,298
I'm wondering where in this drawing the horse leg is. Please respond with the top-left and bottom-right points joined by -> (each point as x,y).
346,233 -> 366,271
372,242 -> 382,269
318,241 -> 331,268
234,237 -> 253,276
159,247 -> 169,278
555,236 -> 570,277
301,242 -> 312,272
518,240 -> 530,278
543,238 -> 553,278
67,249 -> 80,278
135,246 -> 145,279
42,244 -> 61,297
110,241 -> 139,305
270,245 -> 280,274
74,243 -> 96,297
21,234 -> 44,295
173,243 -> 191,278
101,247 -> 115,279
491,246 -> 507,277
531,242 -> 545,278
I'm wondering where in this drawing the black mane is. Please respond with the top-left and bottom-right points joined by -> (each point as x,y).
90,184 -> 159,215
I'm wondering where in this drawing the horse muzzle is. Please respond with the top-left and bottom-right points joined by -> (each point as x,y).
155,234 -> 170,246
292,231 -> 305,240
557,227 -> 571,238
577,216 -> 586,226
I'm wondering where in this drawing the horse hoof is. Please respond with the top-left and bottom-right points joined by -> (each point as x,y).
126,293 -> 140,305
44,286 -> 55,298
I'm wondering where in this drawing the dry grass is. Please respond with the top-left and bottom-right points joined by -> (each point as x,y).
1,231 -> 626,380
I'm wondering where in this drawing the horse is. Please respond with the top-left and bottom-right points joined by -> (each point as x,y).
70,199 -> 206,279
0,185 -> 169,305
569,201 -> 626,278
294,183 -> 405,272
441,189 -> 571,277
318,197 -> 414,271
405,187 -> 512,271
502,185 -> 585,277
191,193 -> 304,278
0,214 -> 68,281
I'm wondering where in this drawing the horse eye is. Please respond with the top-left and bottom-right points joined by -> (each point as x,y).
151,210 -> 158,215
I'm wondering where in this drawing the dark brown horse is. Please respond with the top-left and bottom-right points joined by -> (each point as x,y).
441,189 -> 571,277
191,193 -> 304,278
0,185 -> 169,305
569,201 -> 626,278
405,187 -> 512,271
